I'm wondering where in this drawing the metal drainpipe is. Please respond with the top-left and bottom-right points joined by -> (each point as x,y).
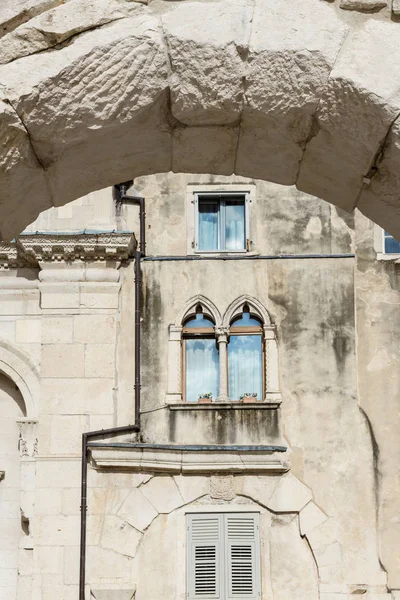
79,183 -> 145,600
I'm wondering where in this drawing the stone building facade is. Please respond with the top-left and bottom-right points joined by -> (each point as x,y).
0,173 -> 399,600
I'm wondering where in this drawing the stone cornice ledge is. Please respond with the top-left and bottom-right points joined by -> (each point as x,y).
0,231 -> 136,267
89,443 -> 290,474
18,231 -> 136,262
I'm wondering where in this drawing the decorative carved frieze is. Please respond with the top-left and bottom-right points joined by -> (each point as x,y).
0,232 -> 135,268
19,232 -> 136,263
17,420 -> 38,458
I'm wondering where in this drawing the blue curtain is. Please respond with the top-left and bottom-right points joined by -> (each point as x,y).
225,202 -> 245,250
199,203 -> 218,250
186,339 -> 219,401
228,335 -> 262,400
384,232 -> 400,253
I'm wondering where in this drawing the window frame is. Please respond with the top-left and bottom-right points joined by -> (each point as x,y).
375,226 -> 400,261
194,191 -> 250,254
228,316 -> 265,402
182,313 -> 219,403
186,512 -> 261,600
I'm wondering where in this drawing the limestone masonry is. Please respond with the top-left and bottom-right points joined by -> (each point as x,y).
0,173 -> 400,599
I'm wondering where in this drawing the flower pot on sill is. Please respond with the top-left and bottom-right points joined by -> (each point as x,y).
241,396 -> 260,403
198,397 -> 213,404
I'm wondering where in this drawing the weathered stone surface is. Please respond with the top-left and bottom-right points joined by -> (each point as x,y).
141,476 -> 184,513
162,1 -> 252,126
393,0 -> 400,14
100,515 -> 142,558
340,0 -> 387,8
0,0 -> 139,65
299,501 -> 328,537
268,474 -> 312,513
173,475 -> 209,504
0,93 -> 51,238
237,0 -> 349,186
358,118 -> 400,242
298,18 -> 400,222
116,488 -> 158,532
0,0 -> 65,38
270,514 -> 319,600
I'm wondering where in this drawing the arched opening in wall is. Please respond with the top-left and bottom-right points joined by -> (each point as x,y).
0,373 -> 26,600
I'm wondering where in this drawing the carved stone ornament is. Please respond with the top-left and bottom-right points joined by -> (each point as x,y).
210,475 -> 235,500
0,232 -> 135,268
17,420 -> 38,458
214,326 -> 230,337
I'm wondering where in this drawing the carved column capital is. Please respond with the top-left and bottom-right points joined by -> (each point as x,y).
214,326 -> 230,342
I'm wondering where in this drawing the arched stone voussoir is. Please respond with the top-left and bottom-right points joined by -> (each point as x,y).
161,0 -> 253,126
0,95 -> 52,239
0,0 -> 400,238
357,116 -> 400,241
297,18 -> 400,213
236,0 -> 349,186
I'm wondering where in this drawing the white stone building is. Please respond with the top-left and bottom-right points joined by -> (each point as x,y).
0,173 -> 400,600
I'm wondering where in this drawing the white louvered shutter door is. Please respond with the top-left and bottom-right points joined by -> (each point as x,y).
188,514 -> 223,600
225,514 -> 260,600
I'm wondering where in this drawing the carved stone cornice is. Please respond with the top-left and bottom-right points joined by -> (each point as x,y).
18,231 -> 136,263
0,232 -> 136,268
0,242 -> 23,268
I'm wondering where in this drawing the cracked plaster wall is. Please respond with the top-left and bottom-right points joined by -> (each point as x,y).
1,0 -> 400,240
0,173 -> 398,597
355,211 -> 400,591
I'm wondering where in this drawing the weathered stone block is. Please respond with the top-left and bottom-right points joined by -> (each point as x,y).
173,475 -> 209,504
84,344 -> 114,378
340,0 -> 387,8
73,315 -> 116,344
79,283 -> 120,310
35,546 -> 64,574
42,317 -> 73,343
41,344 -> 84,378
40,283 -> 80,309
299,501 -> 328,536
141,476 -> 184,514
100,515 -> 142,557
49,414 -> 89,454
116,487 -> 158,532
40,378 -> 114,415
34,489 -> 63,515
15,319 -> 41,343
268,473 -> 312,513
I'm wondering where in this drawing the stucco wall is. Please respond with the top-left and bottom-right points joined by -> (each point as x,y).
0,173 -> 397,598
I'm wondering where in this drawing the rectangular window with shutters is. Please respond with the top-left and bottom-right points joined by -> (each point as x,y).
187,513 -> 261,600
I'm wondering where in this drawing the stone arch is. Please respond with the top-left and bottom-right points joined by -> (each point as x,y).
0,338 -> 40,420
176,294 -> 222,328
1,1 -> 400,239
222,295 -> 272,328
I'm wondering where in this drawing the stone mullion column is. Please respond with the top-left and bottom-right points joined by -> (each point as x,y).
264,325 -> 282,402
215,327 -> 230,402
166,325 -> 183,403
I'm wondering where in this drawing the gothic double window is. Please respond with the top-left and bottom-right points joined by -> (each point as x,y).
167,296 -> 281,404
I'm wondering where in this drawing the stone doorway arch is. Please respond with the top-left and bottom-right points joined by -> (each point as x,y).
0,0 -> 400,239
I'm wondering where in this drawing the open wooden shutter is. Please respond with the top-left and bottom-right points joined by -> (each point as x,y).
188,514 -> 223,599
225,514 -> 260,600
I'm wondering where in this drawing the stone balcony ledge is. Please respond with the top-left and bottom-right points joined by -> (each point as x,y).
89,443 -> 289,474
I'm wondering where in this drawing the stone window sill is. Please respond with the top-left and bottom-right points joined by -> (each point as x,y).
169,401 -> 281,411
376,252 -> 400,262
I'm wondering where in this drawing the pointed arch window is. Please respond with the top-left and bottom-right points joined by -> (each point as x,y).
166,297 -> 281,405
228,307 -> 263,401
183,307 -> 219,402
